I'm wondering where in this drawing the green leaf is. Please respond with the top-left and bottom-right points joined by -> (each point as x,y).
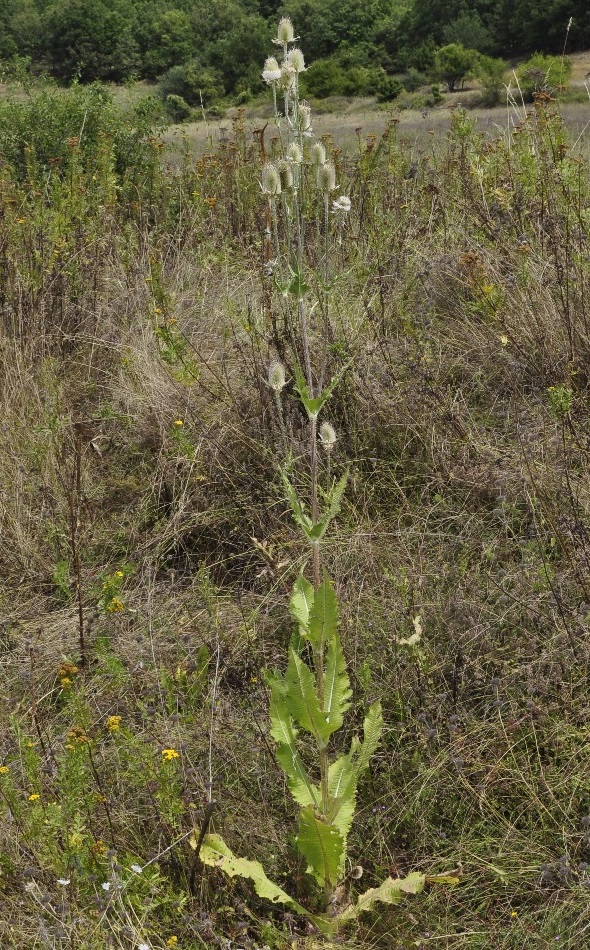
297,806 -> 344,888
327,752 -> 358,847
294,362 -> 352,420
268,677 -> 321,808
281,469 -> 313,534
356,701 -> 383,775
200,833 -> 310,916
288,268 -> 309,299
337,872 -> 426,924
324,635 -> 351,736
285,649 -> 329,743
290,575 -> 315,638
308,574 -> 338,652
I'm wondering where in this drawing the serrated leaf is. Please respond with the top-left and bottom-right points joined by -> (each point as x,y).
297,806 -> 344,888
324,637 -> 351,736
285,649 -> 329,743
275,744 -> 321,808
308,574 -> 338,652
290,575 -> 315,638
356,701 -> 383,775
337,872 -> 425,924
281,469 -> 313,534
200,833 -> 309,915
327,753 -> 358,847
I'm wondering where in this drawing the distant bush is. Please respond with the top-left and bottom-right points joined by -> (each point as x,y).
376,75 -> 403,102
165,94 -> 192,123
157,61 -> 224,109
433,43 -> 478,92
475,55 -> 507,107
301,57 -> 384,98
515,53 -> 572,100
402,67 -> 428,92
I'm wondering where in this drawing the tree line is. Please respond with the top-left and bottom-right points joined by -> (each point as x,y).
0,0 -> 588,93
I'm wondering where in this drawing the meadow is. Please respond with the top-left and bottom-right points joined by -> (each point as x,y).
1,55 -> 590,950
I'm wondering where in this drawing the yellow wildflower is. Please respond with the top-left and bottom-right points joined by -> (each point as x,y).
166,938 -> 178,948
161,748 -> 179,761
107,596 -> 124,613
500,335 -> 509,346
106,715 -> 122,732
173,419 -> 184,427
60,677 -> 72,687
0,766 -> 9,774
115,571 -> 124,578
28,793 -> 40,802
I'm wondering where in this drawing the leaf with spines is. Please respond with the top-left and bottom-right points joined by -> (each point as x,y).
324,635 -> 351,736
281,469 -> 313,536
336,872 -> 426,924
285,649 -> 330,743
290,575 -> 315,639
308,574 -> 338,652
327,752 -> 358,850
294,363 -> 351,421
356,701 -> 383,775
200,834 -> 311,918
297,806 -> 344,888
267,675 -> 321,808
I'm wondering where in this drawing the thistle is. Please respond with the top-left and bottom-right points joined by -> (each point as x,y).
199,16 -> 455,937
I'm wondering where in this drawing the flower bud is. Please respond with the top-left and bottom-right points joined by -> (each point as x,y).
274,17 -> 295,45
268,361 -> 286,392
297,103 -> 312,132
286,142 -> 303,164
317,161 -> 336,193
277,159 -> 293,190
286,48 -> 306,73
319,422 -> 337,448
262,56 -> 281,84
261,163 -> 281,196
310,141 -> 326,166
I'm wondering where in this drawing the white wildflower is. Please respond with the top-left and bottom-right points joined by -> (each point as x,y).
319,422 -> 337,447
286,142 -> 303,164
274,17 -> 295,46
317,161 -> 337,193
279,64 -> 296,92
130,864 -> 143,874
261,163 -> 281,197
57,878 -> 70,886
310,141 -> 326,166
332,195 -> 351,213
262,56 -> 281,84
286,48 -> 306,73
101,881 -> 111,891
297,103 -> 312,132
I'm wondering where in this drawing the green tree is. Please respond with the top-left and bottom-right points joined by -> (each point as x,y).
433,43 -> 477,92
142,9 -> 194,79
475,53 -> 507,106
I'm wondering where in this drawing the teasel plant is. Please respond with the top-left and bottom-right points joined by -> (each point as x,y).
198,17 -> 457,938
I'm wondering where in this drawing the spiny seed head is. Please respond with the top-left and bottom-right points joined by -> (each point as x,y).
262,56 -> 281,84
286,142 -> 303,163
268,361 -> 286,392
279,65 -> 296,92
274,17 -> 295,45
286,48 -> 306,73
310,141 -> 326,166
317,161 -> 337,193
297,103 -> 312,132
261,163 -> 281,196
277,159 -> 293,190
319,422 -> 337,447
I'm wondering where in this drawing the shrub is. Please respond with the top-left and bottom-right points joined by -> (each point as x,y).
475,54 -> 507,107
433,43 -> 478,92
516,52 -> 572,100
157,61 -> 224,108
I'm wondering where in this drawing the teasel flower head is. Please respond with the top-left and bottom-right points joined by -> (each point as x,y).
317,161 -> 337,193
297,103 -> 312,132
277,159 -> 294,190
286,48 -> 306,73
268,361 -> 286,393
286,142 -> 303,164
261,163 -> 281,197
310,141 -> 326,166
262,56 -> 281,84
279,64 -> 296,92
319,422 -> 337,448
274,17 -> 295,46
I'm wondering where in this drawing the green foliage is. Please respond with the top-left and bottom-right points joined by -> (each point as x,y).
516,52 -> 572,100
475,54 -> 507,106
433,43 -> 477,92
